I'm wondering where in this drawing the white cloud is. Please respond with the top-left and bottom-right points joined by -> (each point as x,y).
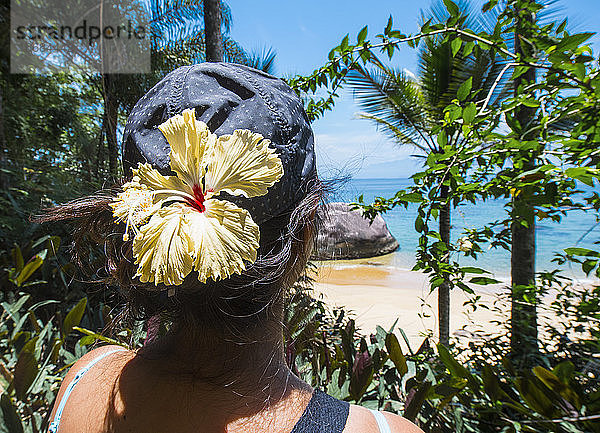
314,130 -> 423,179
311,88 -> 427,179
402,68 -> 417,80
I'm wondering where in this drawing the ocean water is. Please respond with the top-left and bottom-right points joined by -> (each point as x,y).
331,178 -> 599,280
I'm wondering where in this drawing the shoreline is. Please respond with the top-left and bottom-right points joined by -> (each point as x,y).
311,254 -> 595,350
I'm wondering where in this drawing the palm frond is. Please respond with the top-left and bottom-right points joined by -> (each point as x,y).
348,62 -> 435,150
418,37 -> 454,116
149,0 -> 232,43
419,0 -> 513,111
149,0 -> 231,31
244,47 -> 277,74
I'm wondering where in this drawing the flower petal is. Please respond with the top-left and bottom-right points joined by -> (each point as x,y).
133,163 -> 193,199
111,184 -> 154,224
132,204 -> 194,287
186,199 -> 260,283
203,129 -> 283,198
158,108 -> 212,188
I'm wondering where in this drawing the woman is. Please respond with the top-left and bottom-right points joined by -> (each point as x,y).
44,63 -> 423,433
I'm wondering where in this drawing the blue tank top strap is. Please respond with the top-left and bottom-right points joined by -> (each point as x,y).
48,348 -> 126,433
290,389 -> 350,433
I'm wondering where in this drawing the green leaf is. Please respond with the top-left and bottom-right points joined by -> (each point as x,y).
582,259 -> 598,275
2,295 -> 30,323
328,47 -> 337,60
340,34 -> 349,51
451,37 -> 462,57
360,48 -> 371,63
357,26 -> 368,45
415,216 -> 425,233
0,394 -> 24,433
512,66 -> 530,80
437,344 -> 479,391
443,0 -> 460,17
385,15 -> 393,36
62,298 -> 87,337
463,41 -> 475,57
565,167 -> 598,187
438,344 -> 466,378
437,129 -> 448,146
553,361 -> 574,384
462,103 -> 477,124
516,376 -> 559,418
482,365 -> 503,401
398,192 -> 424,203
11,246 -> 23,273
421,18 -> 432,34
461,266 -> 490,275
12,337 -> 39,401
73,326 -> 127,347
457,77 -> 472,102
521,98 -> 540,108
385,333 -> 408,377
469,276 -> 501,285
564,247 -> 600,258
15,251 -> 46,287
532,366 -> 581,409
556,32 -> 594,52
446,104 -> 462,122
386,43 -> 394,59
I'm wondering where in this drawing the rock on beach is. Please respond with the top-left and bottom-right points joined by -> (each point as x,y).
313,202 -> 399,260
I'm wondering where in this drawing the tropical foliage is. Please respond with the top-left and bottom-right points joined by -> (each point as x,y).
345,0 -> 511,345
1,0 -> 600,432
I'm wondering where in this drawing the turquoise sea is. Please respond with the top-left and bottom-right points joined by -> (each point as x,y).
332,178 -> 599,280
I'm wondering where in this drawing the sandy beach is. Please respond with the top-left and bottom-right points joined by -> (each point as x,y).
312,254 -> 513,350
312,253 -> 597,351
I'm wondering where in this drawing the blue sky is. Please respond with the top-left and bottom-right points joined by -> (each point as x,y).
228,0 -> 600,179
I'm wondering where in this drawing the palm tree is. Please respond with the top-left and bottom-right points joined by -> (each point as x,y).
347,0 -> 510,346
203,0 -> 223,62
99,0 -> 276,179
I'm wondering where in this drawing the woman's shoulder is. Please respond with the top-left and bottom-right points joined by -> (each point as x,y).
49,345 -> 135,423
344,404 -> 425,433
61,345 -> 133,385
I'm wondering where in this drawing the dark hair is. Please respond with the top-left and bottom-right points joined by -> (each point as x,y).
35,174 -> 323,337
37,63 -> 323,340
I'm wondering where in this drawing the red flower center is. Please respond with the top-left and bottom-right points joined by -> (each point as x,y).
186,184 -> 206,212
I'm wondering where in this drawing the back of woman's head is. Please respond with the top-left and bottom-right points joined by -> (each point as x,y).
39,63 -> 322,338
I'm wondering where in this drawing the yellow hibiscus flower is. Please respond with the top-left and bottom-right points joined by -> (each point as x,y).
110,109 -> 284,287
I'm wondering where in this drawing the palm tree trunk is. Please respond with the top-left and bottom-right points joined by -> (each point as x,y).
439,184 -> 451,346
102,74 -> 119,179
510,3 -> 538,365
203,0 -> 223,62
510,189 -> 537,362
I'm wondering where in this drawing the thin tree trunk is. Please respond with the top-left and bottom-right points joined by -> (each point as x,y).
439,184 -> 451,346
0,88 -> 8,191
203,0 -> 223,62
95,120 -> 104,180
510,4 -> 538,365
102,74 -> 118,179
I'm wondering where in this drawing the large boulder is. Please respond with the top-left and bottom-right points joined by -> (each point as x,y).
313,202 -> 399,260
